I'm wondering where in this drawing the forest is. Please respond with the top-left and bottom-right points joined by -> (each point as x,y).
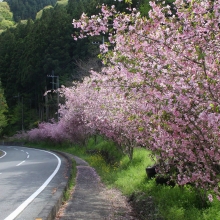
0,0 -> 158,136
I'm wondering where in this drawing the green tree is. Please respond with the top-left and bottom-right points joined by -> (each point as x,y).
0,2 -> 14,33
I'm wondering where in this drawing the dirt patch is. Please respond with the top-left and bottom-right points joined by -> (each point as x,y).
101,187 -> 137,220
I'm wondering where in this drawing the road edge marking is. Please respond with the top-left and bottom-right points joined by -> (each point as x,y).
0,149 -> 7,159
16,160 -> 26,166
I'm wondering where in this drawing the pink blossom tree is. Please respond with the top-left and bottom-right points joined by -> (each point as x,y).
59,73 -> 142,159
26,120 -> 70,144
71,0 -> 220,200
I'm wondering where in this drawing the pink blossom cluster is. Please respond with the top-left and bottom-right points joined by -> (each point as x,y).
26,120 -> 70,144
26,89 -> 95,145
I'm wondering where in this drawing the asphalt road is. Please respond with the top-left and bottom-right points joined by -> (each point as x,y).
0,146 -> 67,220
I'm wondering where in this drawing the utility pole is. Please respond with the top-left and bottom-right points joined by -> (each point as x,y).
45,86 -> 49,121
47,71 -> 59,121
21,96 -> 24,131
14,93 -> 24,131
57,76 -> 59,119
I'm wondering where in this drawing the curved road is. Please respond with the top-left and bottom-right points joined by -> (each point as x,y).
0,146 -> 67,220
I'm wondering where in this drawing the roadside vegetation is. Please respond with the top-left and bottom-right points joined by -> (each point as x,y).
27,136 -> 220,220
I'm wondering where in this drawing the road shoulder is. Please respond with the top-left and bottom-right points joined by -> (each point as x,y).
54,152 -> 137,220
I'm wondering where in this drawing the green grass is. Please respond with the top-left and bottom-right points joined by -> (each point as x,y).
26,137 -> 220,220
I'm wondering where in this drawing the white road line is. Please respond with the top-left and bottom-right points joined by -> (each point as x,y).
14,148 -> 18,150
21,150 -> 24,152
0,173 -> 2,174
4,150 -> 61,220
27,155 -> 29,159
0,150 -> 7,158
16,161 -> 25,166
